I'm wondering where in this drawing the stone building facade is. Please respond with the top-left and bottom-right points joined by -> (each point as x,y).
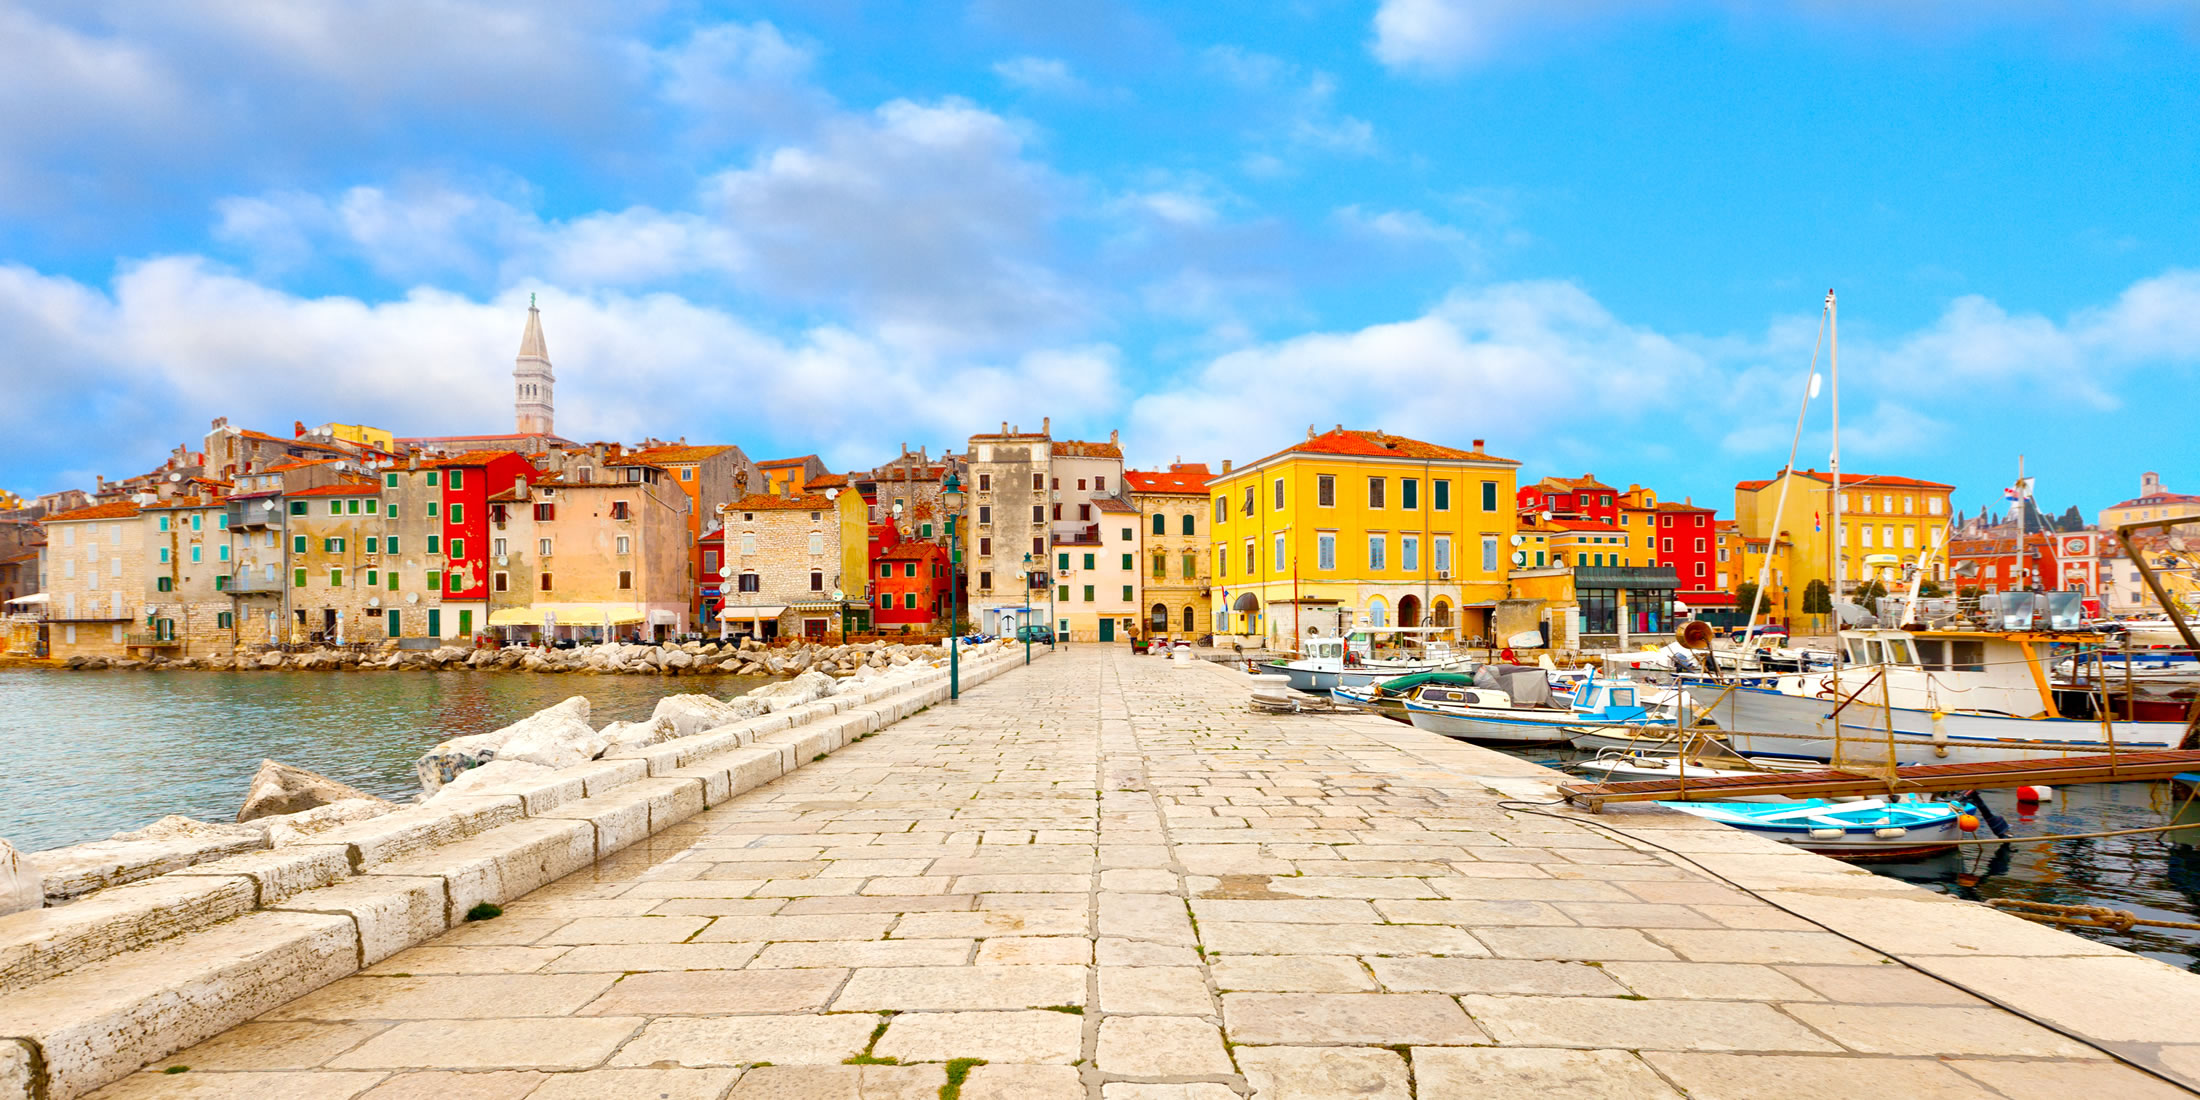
1053,495 -> 1142,644
285,480 -> 405,643
140,497 -> 240,657
486,459 -> 694,642
1127,463 -> 1214,642
963,423 -> 1054,635
715,487 -> 868,640
37,502 -> 146,658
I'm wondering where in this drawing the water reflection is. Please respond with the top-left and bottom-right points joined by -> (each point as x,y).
0,669 -> 768,851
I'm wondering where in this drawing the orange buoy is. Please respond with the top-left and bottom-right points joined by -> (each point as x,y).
1958,814 -> 1980,832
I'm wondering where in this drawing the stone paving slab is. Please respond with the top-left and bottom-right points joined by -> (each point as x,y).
78,648 -> 2200,1099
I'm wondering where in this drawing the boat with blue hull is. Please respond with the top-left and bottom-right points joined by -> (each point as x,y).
1405,673 -> 1671,747
1660,798 -> 1969,859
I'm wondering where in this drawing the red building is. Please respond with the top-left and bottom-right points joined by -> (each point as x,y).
697,522 -> 725,625
872,540 -> 950,629
1949,534 -> 2056,594
1518,474 -> 1619,524
414,451 -> 539,621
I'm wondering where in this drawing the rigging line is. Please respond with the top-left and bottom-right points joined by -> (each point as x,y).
1492,799 -> 2194,1094
1741,299 -> 1827,649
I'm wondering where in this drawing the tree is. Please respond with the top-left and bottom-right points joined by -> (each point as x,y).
1801,579 -> 1833,630
2058,505 -> 2084,532
1918,579 -> 1947,598
1958,585 -> 1984,600
1733,581 -> 1761,620
1855,579 -> 1889,603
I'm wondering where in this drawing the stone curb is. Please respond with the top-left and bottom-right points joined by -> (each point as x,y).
0,647 -> 1033,1100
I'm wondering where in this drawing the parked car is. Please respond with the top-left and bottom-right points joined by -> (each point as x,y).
1014,625 -> 1054,644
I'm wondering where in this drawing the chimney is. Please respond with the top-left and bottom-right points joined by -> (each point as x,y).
293,420 -> 305,438
1307,425 -> 1316,440
1109,429 -> 1118,445
1221,459 -> 1233,474
1335,424 -> 1343,433
1472,439 -> 1485,451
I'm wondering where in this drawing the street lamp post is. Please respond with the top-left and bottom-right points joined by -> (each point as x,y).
942,473 -> 965,701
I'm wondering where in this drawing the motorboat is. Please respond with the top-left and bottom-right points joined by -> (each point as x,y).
1262,628 -> 1474,693
1567,745 -> 1827,801
1690,624 -> 2192,765
1332,671 -> 1480,722
1660,797 -> 1969,860
1405,670 -> 1656,747
1562,676 -> 1704,752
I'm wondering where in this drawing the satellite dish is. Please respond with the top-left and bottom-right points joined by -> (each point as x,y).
261,500 -> 275,512
830,588 -> 844,600
496,555 -> 509,567
368,597 -> 381,608
169,473 -> 182,483
892,503 -> 904,516
824,487 -> 839,500
1511,550 -> 1527,567
1509,534 -> 1525,546
406,592 -> 420,604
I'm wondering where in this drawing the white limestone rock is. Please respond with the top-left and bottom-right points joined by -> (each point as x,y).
1,839 -> 41,915
415,696 -> 600,792
258,797 -> 399,847
236,760 -> 388,823
33,817 -> 271,901
424,760 -> 559,803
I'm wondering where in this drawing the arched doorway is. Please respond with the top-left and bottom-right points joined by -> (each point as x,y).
1431,599 -> 1453,630
1232,591 -> 1260,635
1398,594 -> 1421,629
1182,605 -> 1197,632
1150,603 -> 1169,632
1366,597 -> 1388,628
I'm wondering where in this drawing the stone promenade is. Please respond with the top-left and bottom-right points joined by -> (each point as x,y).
93,649 -> 2199,1098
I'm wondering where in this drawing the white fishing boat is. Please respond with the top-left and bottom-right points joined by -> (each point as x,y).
1262,627 -> 1473,693
1693,626 -> 2190,765
1406,671 -> 1662,747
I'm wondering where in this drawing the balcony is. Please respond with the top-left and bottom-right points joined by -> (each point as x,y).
226,502 -> 277,529
123,633 -> 181,648
1052,524 -> 1102,547
226,572 -> 287,594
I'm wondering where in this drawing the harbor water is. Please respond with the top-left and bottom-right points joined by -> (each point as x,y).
0,668 -> 770,852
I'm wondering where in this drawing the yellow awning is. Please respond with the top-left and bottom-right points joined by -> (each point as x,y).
606,607 -> 645,625
487,604 -> 617,627
717,605 -> 788,621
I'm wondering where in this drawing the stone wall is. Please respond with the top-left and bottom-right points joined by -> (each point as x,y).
40,515 -> 142,660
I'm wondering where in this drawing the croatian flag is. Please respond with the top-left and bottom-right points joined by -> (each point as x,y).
2003,476 -> 2035,503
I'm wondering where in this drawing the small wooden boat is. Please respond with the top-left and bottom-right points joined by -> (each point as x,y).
1659,797 -> 1968,859
1405,673 -> 1656,747
1332,671 -> 1480,722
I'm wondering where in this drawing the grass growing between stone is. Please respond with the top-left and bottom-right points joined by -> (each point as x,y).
938,1058 -> 986,1100
464,902 -> 503,921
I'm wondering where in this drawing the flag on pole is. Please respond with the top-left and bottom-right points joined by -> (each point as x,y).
2002,477 -> 2035,503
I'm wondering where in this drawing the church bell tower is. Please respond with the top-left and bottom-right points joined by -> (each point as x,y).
514,295 -> 555,437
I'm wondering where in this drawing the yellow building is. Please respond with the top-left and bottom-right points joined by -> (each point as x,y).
2097,472 -> 2200,530
312,423 -> 395,451
1207,428 -> 1518,650
1733,469 -> 1953,627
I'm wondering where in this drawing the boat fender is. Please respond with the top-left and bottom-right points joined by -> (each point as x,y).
1872,826 -> 1908,839
1960,790 -> 2010,838
2016,784 -> 2053,803
1807,827 -> 1844,840
1930,712 -> 1950,758
1957,814 -> 1980,832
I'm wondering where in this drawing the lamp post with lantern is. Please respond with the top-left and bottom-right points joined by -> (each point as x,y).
941,473 -> 965,701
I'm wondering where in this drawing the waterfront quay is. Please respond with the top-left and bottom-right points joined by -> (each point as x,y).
63,650 -> 2200,1099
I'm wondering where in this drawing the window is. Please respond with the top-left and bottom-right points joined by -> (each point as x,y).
1217,547 -> 1225,577
533,503 -> 554,521
735,571 -> 761,592
1270,478 -> 1284,512
387,571 -> 398,591
156,576 -> 173,592
364,537 -> 378,554
613,569 -> 632,590
536,538 -> 553,557
386,536 -> 400,554
1317,533 -> 1336,570
1402,535 -> 1420,572
1902,527 -> 1915,548
448,538 -> 464,559
293,568 -> 306,588
159,516 -> 171,532
1434,536 -> 1452,574
1153,553 -> 1167,578
1033,473 -> 1044,490
1052,477 -> 1061,490
920,523 -> 933,538
617,536 -> 631,555
329,567 -> 343,586
1695,562 -> 1708,578
158,547 -> 170,564
1214,497 -> 1226,524
1368,534 -> 1387,570
217,544 -> 230,562
1122,585 -> 1133,601
1434,480 -> 1451,511
1482,481 -> 1499,512
289,501 -> 306,516
538,572 -> 552,591
1317,475 -> 1336,507
1928,497 -> 1943,516
386,504 -> 398,520
217,611 -> 233,629
739,533 -> 756,554
680,467 -> 693,482
904,592 -> 919,609
447,503 -> 464,525
899,562 -> 914,578
1181,514 -> 1195,536
1059,584 -> 1070,601
1078,504 -> 1092,521
1082,585 -> 1095,602
426,535 -> 440,555
494,572 -> 508,591
365,569 -> 378,587
802,570 -> 820,591
1694,537 -> 1707,552
1151,512 -> 1164,535
1121,553 -> 1133,570
1483,535 -> 1500,573
1660,515 -> 1673,528
1401,478 -> 1419,511
190,515 -> 201,531
426,472 -> 439,487
189,546 -> 200,564
1083,552 -> 1096,570
980,537 -> 993,556
347,499 -> 360,515
426,569 -> 441,590
978,473 -> 991,491
1367,477 -> 1386,509
1661,537 -> 1673,552
1182,552 -> 1195,578
386,473 -> 399,488
610,501 -> 629,520
1273,533 -> 1286,571
446,469 -> 463,490
328,500 -> 341,515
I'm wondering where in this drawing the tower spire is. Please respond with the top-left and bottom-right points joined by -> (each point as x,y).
514,297 -> 554,437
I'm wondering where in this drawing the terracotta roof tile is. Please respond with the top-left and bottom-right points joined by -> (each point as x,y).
727,492 -> 837,512
878,541 -> 946,562
1051,440 -> 1123,459
1246,429 -> 1516,469
756,455 -> 818,468
630,444 -> 737,465
413,450 -> 525,469
807,472 -> 851,489
1095,496 -> 1139,514
1124,467 -> 1213,494
40,501 -> 143,523
284,480 -> 380,498
265,458 -> 338,473
2105,492 -> 2200,509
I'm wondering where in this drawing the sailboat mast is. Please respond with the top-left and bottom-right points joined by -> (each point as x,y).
1827,289 -> 1842,718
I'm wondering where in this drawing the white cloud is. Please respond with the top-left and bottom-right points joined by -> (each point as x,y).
992,56 -> 1087,96
0,256 -> 1128,489
1333,205 -> 1467,245
651,21 -> 831,143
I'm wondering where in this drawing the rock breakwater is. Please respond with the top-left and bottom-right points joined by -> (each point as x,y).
59,637 -> 948,675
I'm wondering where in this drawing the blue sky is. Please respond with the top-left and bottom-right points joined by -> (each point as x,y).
3,0 -> 2196,520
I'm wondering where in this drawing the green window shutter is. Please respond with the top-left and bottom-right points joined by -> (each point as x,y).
215,574 -> 228,591
905,563 -> 916,577
1482,481 -> 1498,511
387,504 -> 398,519
880,563 -> 891,578
366,499 -> 378,514
323,538 -> 334,553
156,577 -> 172,592
329,501 -> 340,515
216,513 -> 227,530
191,515 -> 201,531
218,612 -> 232,629
450,503 -> 463,524
386,536 -> 399,554
448,573 -> 461,593
158,517 -> 169,532
365,537 -> 377,553
289,501 -> 306,516
1121,553 -> 1131,570
158,548 -> 169,563
1122,585 -> 1132,601
904,592 -> 917,609
1083,554 -> 1094,570
387,571 -> 399,591
365,569 -> 377,587
387,609 -> 401,636
427,535 -> 440,554
1083,585 -> 1094,602
426,472 -> 439,487
330,568 -> 342,586
920,523 -> 932,537
1058,584 -> 1069,601
386,473 -> 398,488
426,570 -> 441,591
449,538 -> 464,559
448,469 -> 462,489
